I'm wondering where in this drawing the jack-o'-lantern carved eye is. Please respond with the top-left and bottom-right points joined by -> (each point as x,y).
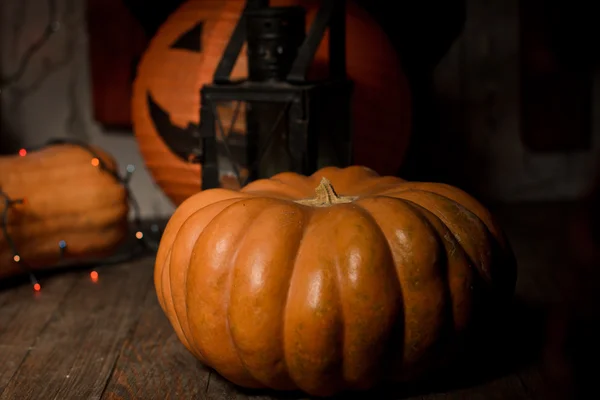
170,21 -> 204,52
145,20 -> 206,162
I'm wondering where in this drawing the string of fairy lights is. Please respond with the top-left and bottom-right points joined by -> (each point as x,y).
1,0 -> 161,291
0,138 -> 161,291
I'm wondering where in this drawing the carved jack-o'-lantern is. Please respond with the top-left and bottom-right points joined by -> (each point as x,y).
133,0 -> 412,206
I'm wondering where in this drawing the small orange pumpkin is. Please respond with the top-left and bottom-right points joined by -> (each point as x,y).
155,166 -> 516,396
0,144 -> 129,278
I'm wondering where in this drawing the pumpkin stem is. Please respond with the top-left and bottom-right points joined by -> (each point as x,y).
294,177 -> 357,207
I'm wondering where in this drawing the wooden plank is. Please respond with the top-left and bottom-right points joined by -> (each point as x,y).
203,371 -> 301,400
0,257 -> 153,400
494,203 -> 581,400
433,376 -> 530,400
205,372 -> 255,400
100,280 -> 210,400
101,285 -> 288,400
0,273 -> 78,393
2,205 -> 585,399
101,285 -> 290,400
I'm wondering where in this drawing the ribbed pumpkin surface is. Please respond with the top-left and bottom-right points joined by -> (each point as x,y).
155,166 -> 517,396
0,144 -> 129,277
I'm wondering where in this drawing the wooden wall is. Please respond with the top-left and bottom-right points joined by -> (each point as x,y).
83,0 -> 600,202
431,0 -> 600,202
2,0 -> 599,206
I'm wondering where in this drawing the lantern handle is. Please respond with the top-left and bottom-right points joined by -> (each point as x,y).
213,0 -> 269,83
286,0 -> 347,83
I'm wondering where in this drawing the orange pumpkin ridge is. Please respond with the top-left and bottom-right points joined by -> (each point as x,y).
0,144 -> 129,277
155,165 -> 517,396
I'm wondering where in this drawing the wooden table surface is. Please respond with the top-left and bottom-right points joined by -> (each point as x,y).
0,203 -> 597,399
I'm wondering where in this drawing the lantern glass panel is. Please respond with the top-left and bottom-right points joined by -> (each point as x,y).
198,1 -> 352,191
246,100 -> 295,179
211,100 -> 249,188
212,98 -> 298,185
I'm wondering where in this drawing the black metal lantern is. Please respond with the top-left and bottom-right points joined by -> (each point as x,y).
198,0 -> 353,190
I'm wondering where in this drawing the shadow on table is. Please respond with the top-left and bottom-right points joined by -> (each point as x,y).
230,296 -> 553,399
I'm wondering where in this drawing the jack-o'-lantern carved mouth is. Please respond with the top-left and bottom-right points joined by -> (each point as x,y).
146,93 -> 200,162
147,92 -> 248,166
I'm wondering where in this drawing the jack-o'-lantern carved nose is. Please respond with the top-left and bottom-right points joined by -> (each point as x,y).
170,21 -> 204,52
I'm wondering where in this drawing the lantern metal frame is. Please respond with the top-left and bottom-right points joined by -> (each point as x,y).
198,0 -> 353,190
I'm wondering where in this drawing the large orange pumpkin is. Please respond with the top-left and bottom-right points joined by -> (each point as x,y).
133,0 -> 412,206
155,166 -> 517,396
